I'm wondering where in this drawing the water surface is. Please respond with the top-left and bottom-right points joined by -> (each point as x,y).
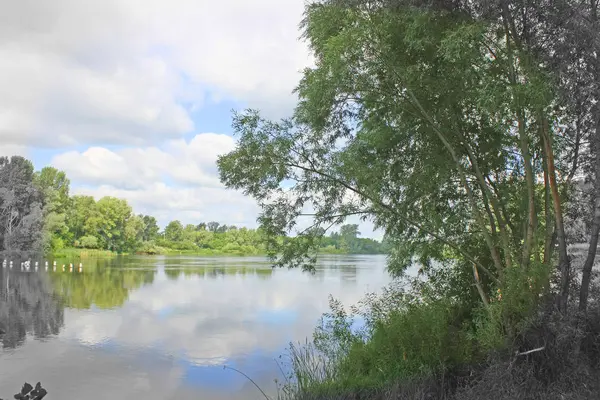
0,255 -> 390,399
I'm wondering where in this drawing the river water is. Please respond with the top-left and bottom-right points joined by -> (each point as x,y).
0,254 -> 391,399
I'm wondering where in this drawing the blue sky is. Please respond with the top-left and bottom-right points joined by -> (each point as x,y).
0,0 -> 380,239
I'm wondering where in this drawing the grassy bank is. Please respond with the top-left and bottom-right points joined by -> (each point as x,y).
277,272 -> 600,400
50,246 -> 371,258
279,306 -> 600,400
50,246 -> 259,258
149,247 -> 264,256
50,248 -> 119,259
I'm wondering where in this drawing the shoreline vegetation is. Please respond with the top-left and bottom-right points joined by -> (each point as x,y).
49,243 -> 600,260
49,245 -> 377,259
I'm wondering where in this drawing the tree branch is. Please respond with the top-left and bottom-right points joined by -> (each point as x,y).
283,160 -> 501,284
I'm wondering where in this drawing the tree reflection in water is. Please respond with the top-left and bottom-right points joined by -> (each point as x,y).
0,267 -> 64,349
49,259 -> 155,310
0,260 -> 156,350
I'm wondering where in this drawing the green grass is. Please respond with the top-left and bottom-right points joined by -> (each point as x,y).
137,247 -> 267,256
51,246 -> 383,259
51,248 -> 119,258
277,300 -> 600,400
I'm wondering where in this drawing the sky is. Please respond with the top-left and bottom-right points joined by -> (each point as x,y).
0,0 -> 380,238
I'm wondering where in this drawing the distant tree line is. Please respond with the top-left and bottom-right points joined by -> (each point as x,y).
0,156 -> 387,255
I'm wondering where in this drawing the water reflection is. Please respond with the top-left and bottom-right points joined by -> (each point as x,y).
0,255 -> 390,399
50,263 -> 155,309
0,268 -> 64,349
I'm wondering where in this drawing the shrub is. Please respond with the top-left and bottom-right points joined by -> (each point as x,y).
332,300 -> 473,387
77,235 -> 99,249
49,236 -> 65,251
136,241 -> 164,255
281,257 -> 558,399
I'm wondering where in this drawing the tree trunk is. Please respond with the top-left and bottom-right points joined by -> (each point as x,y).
541,116 -> 571,312
579,119 -> 600,312
543,166 -> 555,264
579,0 -> 600,312
519,113 -> 538,269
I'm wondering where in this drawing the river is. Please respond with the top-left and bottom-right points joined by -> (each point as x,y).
0,254 -> 391,399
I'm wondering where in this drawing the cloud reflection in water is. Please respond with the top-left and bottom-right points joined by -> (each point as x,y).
0,255 -> 390,399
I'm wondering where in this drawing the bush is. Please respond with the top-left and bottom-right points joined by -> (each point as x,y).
279,258 -> 563,400
50,236 -> 65,251
279,302 -> 600,400
77,235 -> 99,249
315,300 -> 473,390
136,241 -> 164,255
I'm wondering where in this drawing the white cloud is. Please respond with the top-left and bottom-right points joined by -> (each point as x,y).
51,133 -> 235,189
50,133 -> 260,227
0,144 -> 29,158
0,0 -> 312,148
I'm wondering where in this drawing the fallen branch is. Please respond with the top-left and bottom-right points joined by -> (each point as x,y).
515,346 -> 546,357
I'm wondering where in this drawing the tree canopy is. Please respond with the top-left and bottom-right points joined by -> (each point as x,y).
217,0 -> 599,312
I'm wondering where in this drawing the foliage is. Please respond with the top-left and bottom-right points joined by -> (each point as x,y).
214,1 -> 600,397
0,156 -> 386,257
0,156 -> 44,253
33,166 -> 70,252
277,255 -> 560,398
217,0 -> 570,308
279,301 -> 600,400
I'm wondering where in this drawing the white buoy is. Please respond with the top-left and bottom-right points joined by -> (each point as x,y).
62,265 -> 65,271
69,263 -> 73,272
79,263 -> 83,272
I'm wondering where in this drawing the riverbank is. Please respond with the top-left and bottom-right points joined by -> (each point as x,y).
49,247 -> 383,259
279,300 -> 600,400
51,248 -> 118,258
276,246 -> 600,400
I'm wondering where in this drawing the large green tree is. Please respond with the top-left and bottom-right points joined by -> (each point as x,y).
218,1 -> 570,309
164,220 -> 184,241
66,195 -> 97,241
0,156 -> 44,252
140,214 -> 160,242
34,166 -> 71,251
91,197 -> 134,252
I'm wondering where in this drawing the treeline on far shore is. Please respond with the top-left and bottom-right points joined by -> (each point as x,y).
0,156 -> 387,257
